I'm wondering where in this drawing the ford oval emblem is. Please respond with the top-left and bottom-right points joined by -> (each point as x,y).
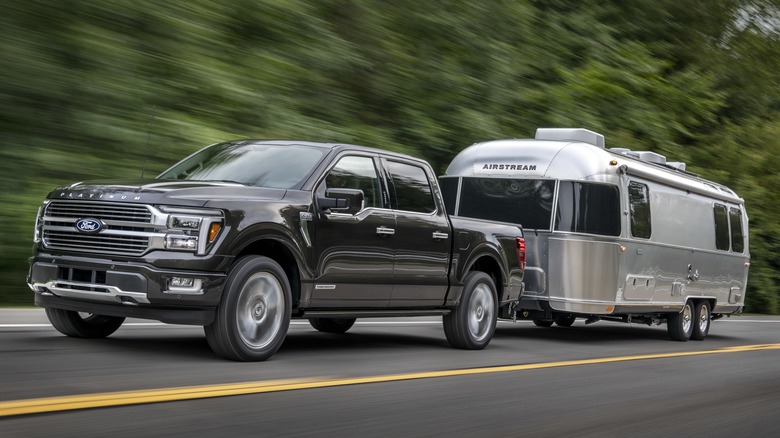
75,218 -> 103,234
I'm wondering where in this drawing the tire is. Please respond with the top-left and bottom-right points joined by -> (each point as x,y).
45,308 -> 125,338
309,317 -> 357,334
554,313 -> 577,327
691,301 -> 711,341
443,271 -> 497,350
204,256 -> 292,361
533,319 -> 554,327
667,301 -> 694,341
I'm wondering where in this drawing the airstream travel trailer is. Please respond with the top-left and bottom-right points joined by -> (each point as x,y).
439,128 -> 749,341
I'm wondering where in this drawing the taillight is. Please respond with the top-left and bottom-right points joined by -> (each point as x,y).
516,237 -> 526,270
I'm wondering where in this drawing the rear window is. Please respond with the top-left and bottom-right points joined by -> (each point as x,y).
455,178 -> 555,229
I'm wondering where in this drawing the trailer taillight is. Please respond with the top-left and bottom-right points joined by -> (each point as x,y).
516,237 -> 526,270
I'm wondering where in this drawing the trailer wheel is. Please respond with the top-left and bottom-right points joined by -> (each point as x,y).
667,301 -> 694,341
532,319 -> 554,327
443,271 -> 497,350
691,301 -> 711,340
204,256 -> 291,361
554,313 -> 577,327
309,317 -> 357,334
45,308 -> 125,338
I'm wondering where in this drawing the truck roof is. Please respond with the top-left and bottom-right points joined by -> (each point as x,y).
228,140 -> 430,166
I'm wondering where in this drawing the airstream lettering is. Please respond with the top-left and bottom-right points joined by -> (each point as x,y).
440,128 -> 749,341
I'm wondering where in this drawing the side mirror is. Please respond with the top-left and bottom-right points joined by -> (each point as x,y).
319,188 -> 364,214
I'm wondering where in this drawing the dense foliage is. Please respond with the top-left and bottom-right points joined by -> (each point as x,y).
2,0 -> 778,312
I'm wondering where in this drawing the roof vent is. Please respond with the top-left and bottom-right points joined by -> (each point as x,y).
535,128 -> 605,148
637,151 -> 666,165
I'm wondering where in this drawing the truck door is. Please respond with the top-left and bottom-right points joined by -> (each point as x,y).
312,155 -> 395,307
383,159 -> 451,306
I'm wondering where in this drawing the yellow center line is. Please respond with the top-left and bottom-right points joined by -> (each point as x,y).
2,342 -> 779,418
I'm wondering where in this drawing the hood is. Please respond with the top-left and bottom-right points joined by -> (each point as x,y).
47,180 -> 289,207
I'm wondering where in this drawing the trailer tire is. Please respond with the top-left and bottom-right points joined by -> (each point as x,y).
204,256 -> 291,361
667,301 -> 694,341
443,271 -> 497,350
309,317 -> 356,334
533,319 -> 554,327
45,308 -> 125,338
691,301 -> 711,340
554,313 -> 576,327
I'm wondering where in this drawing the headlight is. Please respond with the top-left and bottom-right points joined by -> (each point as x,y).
168,215 -> 202,229
158,206 -> 224,255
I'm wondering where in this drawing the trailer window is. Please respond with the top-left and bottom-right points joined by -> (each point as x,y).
386,161 -> 436,214
729,207 -> 744,253
456,178 -> 555,229
555,182 -> 620,236
713,204 -> 730,251
628,182 -> 652,239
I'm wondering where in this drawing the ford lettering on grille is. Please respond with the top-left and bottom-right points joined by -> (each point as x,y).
75,218 -> 103,234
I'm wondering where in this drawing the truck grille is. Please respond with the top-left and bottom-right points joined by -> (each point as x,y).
42,200 -> 158,256
46,201 -> 151,222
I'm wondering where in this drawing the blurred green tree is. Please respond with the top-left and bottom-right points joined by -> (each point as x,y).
1,0 -> 778,312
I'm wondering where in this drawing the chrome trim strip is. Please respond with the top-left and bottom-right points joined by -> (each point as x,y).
32,281 -> 151,304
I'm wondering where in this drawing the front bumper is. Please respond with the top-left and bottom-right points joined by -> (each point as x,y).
28,253 -> 230,325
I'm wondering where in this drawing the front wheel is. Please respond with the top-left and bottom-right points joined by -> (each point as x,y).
205,256 -> 292,361
309,317 -> 356,334
443,271 -> 497,350
691,301 -> 711,340
667,301 -> 694,341
45,308 -> 125,338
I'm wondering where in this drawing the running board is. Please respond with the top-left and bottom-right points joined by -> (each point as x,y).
301,309 -> 451,318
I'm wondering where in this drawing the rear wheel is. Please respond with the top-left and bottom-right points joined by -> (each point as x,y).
691,301 -> 711,340
309,317 -> 357,334
667,301 -> 694,341
205,256 -> 291,361
554,313 -> 577,327
443,271 -> 497,350
45,308 -> 125,338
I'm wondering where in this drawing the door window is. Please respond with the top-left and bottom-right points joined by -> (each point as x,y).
713,204 -> 730,251
386,161 -> 436,213
321,156 -> 382,209
628,181 -> 652,238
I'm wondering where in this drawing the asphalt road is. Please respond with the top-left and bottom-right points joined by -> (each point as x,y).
1,309 -> 779,437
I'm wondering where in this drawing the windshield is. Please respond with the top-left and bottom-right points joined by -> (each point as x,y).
441,177 -> 555,230
158,142 -> 326,189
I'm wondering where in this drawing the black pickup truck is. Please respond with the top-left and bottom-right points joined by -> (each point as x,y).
28,140 -> 525,361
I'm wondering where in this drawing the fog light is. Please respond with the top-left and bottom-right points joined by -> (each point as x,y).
170,277 -> 195,288
165,235 -> 198,250
166,277 -> 203,295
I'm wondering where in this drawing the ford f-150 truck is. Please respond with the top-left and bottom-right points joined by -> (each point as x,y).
28,140 -> 525,361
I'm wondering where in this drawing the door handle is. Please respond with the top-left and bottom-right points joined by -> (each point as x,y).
687,264 -> 699,282
432,231 -> 449,240
376,226 -> 395,236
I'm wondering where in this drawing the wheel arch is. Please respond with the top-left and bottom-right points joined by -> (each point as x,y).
233,232 -> 306,309
461,248 -> 505,303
